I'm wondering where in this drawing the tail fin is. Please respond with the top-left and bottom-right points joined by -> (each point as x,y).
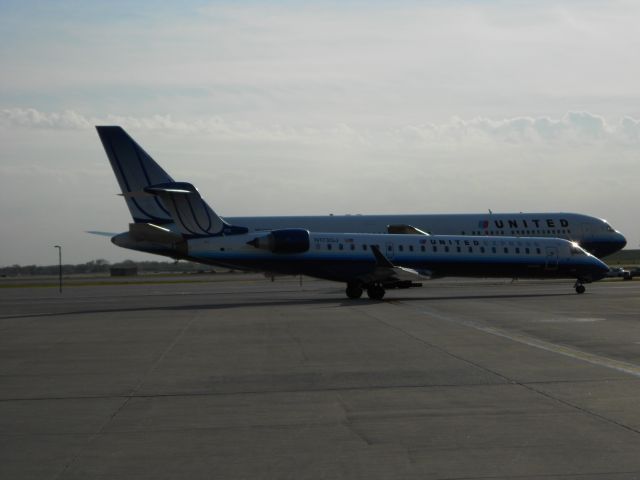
96,126 -> 175,224
144,182 -> 247,236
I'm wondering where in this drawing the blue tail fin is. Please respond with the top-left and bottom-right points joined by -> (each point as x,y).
97,126 -> 247,237
96,126 -> 175,224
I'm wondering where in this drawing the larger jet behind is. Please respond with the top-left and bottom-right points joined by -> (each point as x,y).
96,126 -> 625,259
226,212 -> 626,258
95,126 -> 609,299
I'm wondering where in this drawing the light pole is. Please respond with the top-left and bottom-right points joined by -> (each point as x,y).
54,245 -> 62,294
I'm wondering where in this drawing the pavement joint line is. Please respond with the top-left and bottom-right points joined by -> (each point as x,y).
0,381 -> 514,403
431,469 -> 640,479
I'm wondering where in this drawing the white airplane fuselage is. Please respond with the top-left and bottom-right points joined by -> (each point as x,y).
225,212 -> 626,258
185,228 -> 609,289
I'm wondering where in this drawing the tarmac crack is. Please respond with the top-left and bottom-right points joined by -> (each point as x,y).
51,310 -> 201,480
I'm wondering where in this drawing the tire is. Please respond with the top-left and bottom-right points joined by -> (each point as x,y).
346,283 -> 363,299
367,285 -> 385,300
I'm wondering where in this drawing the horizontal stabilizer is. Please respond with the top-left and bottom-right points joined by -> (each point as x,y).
86,230 -> 119,237
144,182 -> 228,236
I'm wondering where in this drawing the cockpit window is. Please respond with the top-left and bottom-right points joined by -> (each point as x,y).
603,220 -> 615,232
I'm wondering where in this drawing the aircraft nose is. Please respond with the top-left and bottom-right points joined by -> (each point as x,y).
592,258 -> 611,281
617,233 -> 627,250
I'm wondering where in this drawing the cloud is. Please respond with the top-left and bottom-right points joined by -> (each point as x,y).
393,112 -> 633,146
0,108 -> 92,130
3,108 -> 639,148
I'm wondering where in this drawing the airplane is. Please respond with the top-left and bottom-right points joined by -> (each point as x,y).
95,126 -> 609,299
225,212 -> 627,259
95,126 -> 626,259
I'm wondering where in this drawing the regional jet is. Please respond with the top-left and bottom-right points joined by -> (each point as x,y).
95,126 -> 609,299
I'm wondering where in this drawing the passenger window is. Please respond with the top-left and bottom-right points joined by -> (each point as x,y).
398,245 -> 404,252
515,248 -> 520,254
420,246 -> 425,252
350,244 -> 355,251
536,248 -> 541,254
480,247 -> 485,253
491,247 -> 496,254
525,248 -> 530,254
339,244 -> 343,250
457,247 -> 461,253
468,247 -> 473,253
433,246 -> 438,252
362,245 -> 367,251
504,247 -> 508,254
444,246 -> 450,252
327,244 -> 332,250
409,245 -> 414,252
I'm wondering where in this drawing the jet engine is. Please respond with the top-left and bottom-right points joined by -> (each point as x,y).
247,229 -> 310,254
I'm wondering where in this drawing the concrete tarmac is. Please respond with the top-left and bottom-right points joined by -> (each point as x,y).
2,276 -> 640,479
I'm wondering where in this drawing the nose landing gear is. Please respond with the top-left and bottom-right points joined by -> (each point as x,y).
574,280 -> 586,294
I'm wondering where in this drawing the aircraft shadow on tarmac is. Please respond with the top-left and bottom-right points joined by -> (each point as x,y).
387,291 -> 574,302
3,290 -> 577,321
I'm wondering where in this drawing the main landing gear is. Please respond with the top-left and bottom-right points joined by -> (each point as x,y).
574,280 -> 586,294
345,282 -> 386,300
345,282 -> 364,299
366,284 -> 386,300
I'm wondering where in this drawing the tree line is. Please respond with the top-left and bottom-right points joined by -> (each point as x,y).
0,259 -> 212,277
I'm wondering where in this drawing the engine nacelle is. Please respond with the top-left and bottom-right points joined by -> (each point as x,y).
247,229 -> 310,254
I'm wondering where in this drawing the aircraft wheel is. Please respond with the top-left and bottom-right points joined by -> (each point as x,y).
345,283 -> 363,299
575,284 -> 586,294
367,285 -> 386,300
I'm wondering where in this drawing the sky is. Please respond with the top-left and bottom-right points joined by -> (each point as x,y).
1,0 -> 639,266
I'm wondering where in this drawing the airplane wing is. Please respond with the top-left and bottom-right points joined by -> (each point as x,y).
359,245 -> 431,285
386,224 -> 430,235
128,223 -> 184,244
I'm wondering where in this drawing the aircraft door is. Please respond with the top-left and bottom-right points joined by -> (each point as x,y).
385,242 -> 395,260
545,247 -> 558,270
